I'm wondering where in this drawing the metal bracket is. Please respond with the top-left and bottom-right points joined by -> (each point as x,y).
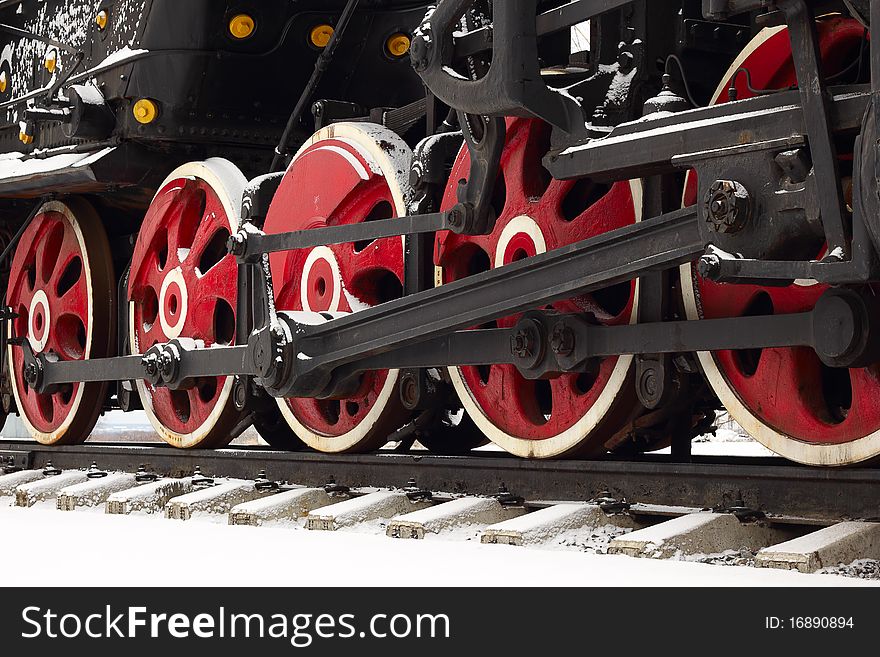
1,451 -> 31,472
412,0 -> 578,133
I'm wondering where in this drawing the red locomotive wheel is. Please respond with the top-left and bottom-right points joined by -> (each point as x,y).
681,18 -> 875,465
128,159 -> 246,448
436,118 -> 642,458
6,199 -> 114,445
264,123 -> 412,453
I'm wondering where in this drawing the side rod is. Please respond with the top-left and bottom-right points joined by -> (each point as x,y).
344,312 -> 816,373
22,207 -> 703,394
233,212 -> 449,261
291,206 -> 703,395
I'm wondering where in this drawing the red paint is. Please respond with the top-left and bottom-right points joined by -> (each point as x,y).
129,177 -> 238,434
6,210 -> 90,432
685,18 -> 872,445
264,137 -> 404,437
436,118 -> 637,440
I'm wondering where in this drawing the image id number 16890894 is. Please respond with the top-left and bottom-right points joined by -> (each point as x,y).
766,617 -> 854,630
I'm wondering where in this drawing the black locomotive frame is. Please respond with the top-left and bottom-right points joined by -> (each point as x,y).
7,0 -> 880,440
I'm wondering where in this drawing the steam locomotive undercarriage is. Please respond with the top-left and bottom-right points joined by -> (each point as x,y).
2,0 -> 879,468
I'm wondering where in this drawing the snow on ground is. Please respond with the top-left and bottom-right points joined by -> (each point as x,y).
0,503 -> 872,587
2,410 -> 267,446
2,410 -> 775,455
3,411 -> 875,585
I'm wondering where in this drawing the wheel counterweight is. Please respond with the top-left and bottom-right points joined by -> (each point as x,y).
6,198 -> 115,445
128,159 -> 247,449
264,123 -> 413,453
436,118 -> 643,458
681,18 -> 877,466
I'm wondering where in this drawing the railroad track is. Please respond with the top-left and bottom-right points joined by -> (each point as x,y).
1,440 -> 879,577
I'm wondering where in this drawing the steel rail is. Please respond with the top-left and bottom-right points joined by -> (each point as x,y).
1,440 -> 878,524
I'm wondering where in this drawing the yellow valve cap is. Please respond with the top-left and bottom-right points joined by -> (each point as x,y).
133,98 -> 159,124
310,24 -> 334,48
19,131 -> 33,145
44,50 -> 57,73
386,33 -> 411,57
96,9 -> 108,30
229,14 -> 255,40
0,71 -> 7,94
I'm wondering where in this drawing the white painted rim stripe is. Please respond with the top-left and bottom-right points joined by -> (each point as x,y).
679,26 -> 880,465
131,158 -> 246,449
275,123 -> 413,452
446,180 -> 643,459
309,145 -> 370,180
9,201 -> 90,444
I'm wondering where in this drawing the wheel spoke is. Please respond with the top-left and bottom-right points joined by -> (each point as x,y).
438,119 -> 638,457
166,182 -> 205,267
33,218 -> 63,285
193,254 -> 236,298
264,126 -> 411,451
52,276 -> 88,319
683,17 -> 878,463
189,223 -> 226,274
338,238 -> 401,276
6,198 -> 111,444
138,308 -> 167,350
129,162 -> 245,447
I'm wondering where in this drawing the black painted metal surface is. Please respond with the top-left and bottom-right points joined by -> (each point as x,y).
1,440 -> 878,523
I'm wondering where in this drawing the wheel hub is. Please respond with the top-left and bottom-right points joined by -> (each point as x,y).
301,246 -> 342,313
494,216 -> 546,265
158,268 -> 188,339
27,289 -> 51,353
263,123 -> 413,453
436,118 -> 642,458
681,18 -> 876,465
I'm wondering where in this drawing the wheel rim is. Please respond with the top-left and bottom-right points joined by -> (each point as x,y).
437,118 -> 642,458
265,123 -> 412,453
681,18 -> 874,465
128,159 -> 246,448
6,199 -> 114,445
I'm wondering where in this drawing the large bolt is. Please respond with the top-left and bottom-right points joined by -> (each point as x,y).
400,372 -> 420,409
135,465 -> 158,483
704,179 -> 751,233
549,323 -> 575,356
697,253 -> 722,280
42,461 -> 61,476
24,362 -> 38,387
233,377 -> 248,411
446,205 -> 464,229
158,350 -> 174,376
142,352 -> 159,379
510,330 -> 534,359
226,231 -> 246,257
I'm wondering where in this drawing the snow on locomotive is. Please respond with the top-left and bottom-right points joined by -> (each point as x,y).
0,0 -> 875,468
